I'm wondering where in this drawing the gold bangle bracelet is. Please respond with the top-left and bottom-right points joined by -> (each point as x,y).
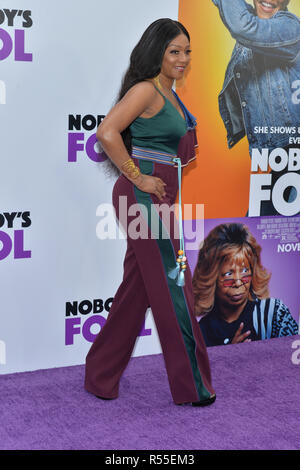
121,158 -> 141,180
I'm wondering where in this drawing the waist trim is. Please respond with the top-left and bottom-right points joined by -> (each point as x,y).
132,146 -> 176,166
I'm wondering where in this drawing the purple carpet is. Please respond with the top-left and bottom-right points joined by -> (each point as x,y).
1,336 -> 299,450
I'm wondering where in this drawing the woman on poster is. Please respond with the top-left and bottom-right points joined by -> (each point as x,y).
193,223 -> 298,347
84,19 -> 216,406
212,0 -> 300,215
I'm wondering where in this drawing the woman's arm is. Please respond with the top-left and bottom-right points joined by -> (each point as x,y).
98,81 -> 166,200
212,0 -> 300,61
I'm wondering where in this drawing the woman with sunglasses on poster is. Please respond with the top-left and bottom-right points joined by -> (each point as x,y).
193,223 -> 298,347
84,19 -> 216,407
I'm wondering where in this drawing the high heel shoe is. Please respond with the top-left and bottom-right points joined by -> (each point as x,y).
96,395 -> 115,400
191,394 -> 216,407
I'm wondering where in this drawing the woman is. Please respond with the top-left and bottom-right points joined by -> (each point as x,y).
193,223 -> 298,346
212,0 -> 300,216
84,19 -> 216,406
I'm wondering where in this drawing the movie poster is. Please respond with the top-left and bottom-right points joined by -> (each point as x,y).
179,0 -> 300,346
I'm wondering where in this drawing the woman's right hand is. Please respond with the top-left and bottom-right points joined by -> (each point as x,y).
134,174 -> 167,200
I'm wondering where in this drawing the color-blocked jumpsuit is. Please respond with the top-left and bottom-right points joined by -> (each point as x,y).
84,88 -> 215,404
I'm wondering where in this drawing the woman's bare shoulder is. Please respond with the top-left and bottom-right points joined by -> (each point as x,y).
125,80 -> 157,99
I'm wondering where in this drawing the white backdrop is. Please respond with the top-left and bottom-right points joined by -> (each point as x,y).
0,0 -> 179,374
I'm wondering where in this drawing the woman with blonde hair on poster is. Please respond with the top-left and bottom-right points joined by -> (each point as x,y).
193,223 -> 298,346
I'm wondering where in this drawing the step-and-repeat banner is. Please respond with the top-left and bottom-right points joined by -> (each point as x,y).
1,0 -> 299,374
0,0 -> 179,374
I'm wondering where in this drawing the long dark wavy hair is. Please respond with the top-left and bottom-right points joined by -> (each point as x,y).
104,18 -> 190,176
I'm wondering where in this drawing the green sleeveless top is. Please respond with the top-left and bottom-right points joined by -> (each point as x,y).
129,87 -> 187,155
